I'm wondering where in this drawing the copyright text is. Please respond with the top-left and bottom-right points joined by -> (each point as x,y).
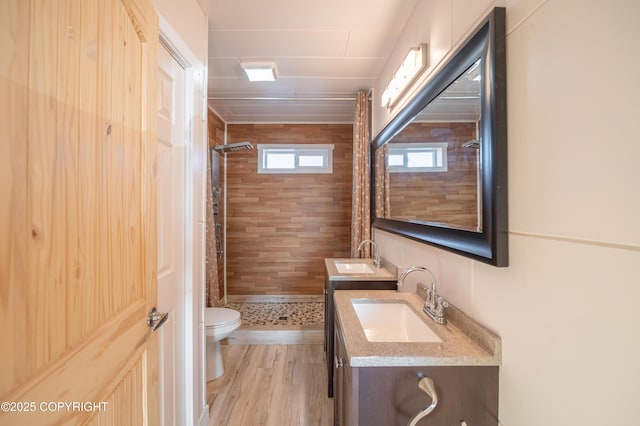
1,401 -> 109,413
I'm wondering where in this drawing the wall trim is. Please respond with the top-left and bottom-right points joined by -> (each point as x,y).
509,231 -> 640,252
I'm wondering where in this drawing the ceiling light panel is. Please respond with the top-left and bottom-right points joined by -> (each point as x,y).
241,62 -> 279,82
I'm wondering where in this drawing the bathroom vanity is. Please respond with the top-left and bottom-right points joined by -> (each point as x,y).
333,290 -> 501,425
324,259 -> 397,397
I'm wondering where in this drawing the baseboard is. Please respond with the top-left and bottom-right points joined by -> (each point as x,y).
226,294 -> 323,303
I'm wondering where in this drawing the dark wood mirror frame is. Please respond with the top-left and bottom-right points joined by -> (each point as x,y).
371,7 -> 508,266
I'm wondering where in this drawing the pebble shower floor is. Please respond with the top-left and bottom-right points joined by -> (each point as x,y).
225,301 -> 324,327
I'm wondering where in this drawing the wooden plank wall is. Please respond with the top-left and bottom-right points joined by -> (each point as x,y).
207,109 -> 225,149
225,124 -> 353,295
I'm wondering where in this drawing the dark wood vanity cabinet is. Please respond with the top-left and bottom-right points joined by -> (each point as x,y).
333,318 -> 499,426
324,277 -> 396,397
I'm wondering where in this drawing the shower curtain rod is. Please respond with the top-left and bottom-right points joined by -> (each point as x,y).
207,96 -> 359,102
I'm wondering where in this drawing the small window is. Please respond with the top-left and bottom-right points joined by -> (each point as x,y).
387,142 -> 448,173
258,144 -> 334,174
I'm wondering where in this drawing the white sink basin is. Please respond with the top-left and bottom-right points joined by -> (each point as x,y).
351,299 -> 442,343
335,262 -> 375,274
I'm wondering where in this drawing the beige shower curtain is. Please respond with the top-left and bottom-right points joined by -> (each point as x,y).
351,90 -> 371,257
205,151 -> 221,307
375,145 -> 390,218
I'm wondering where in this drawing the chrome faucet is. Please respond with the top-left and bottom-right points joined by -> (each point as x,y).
356,239 -> 382,268
397,266 -> 448,324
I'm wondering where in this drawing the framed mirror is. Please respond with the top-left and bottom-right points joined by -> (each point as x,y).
372,8 -> 508,266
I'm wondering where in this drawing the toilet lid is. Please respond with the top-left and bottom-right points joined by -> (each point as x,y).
205,307 -> 240,328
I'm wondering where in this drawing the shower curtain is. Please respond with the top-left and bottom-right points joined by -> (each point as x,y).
375,145 -> 390,219
351,90 -> 371,257
205,150 -> 221,306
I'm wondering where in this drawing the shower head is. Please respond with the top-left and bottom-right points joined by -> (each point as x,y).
461,140 -> 480,149
213,141 -> 254,153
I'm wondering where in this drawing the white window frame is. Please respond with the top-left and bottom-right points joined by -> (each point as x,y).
387,142 -> 448,173
257,144 -> 334,174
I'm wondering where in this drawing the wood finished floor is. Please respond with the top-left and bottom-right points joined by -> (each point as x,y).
207,344 -> 333,426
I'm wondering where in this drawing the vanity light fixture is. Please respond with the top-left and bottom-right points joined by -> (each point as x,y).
240,61 -> 279,82
381,43 -> 428,109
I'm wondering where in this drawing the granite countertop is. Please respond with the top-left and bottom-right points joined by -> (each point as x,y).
324,258 -> 397,281
333,290 -> 501,367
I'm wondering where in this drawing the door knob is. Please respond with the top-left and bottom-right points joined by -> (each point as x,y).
147,307 -> 169,332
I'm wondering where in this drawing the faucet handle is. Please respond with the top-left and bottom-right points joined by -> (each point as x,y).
436,297 -> 449,316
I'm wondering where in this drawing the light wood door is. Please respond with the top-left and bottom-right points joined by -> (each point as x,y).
157,44 -> 187,425
0,0 -> 160,424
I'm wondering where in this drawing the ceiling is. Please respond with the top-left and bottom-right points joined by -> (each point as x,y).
203,0 -> 419,123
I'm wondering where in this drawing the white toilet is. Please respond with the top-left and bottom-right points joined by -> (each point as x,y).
205,307 -> 241,381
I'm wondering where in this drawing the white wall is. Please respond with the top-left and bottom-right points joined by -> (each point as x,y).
373,0 -> 640,424
151,1 -> 209,425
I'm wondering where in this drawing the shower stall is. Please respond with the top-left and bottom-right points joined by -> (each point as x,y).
205,140 -> 323,343
207,141 -> 253,306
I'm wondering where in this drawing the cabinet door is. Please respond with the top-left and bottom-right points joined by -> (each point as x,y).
335,323 -> 358,425
333,327 -> 344,425
324,284 -> 329,352
358,366 -> 499,425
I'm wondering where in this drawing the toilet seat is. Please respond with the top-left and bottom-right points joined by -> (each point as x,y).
205,307 -> 241,329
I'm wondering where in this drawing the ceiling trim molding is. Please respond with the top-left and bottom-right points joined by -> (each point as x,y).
208,96 -> 357,101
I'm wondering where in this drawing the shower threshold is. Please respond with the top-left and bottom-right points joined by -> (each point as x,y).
227,325 -> 322,345
224,295 -> 324,345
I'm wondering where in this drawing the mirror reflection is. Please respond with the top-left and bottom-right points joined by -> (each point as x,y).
375,59 -> 483,232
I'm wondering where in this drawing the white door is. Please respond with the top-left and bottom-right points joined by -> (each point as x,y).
157,44 -> 187,425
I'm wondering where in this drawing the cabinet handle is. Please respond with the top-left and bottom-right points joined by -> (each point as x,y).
408,377 -> 438,426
